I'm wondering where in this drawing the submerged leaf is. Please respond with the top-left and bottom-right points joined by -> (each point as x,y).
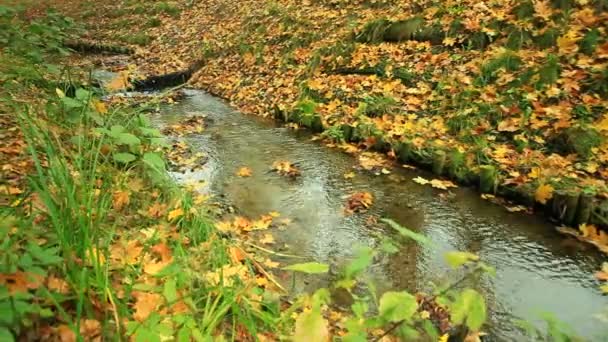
381,218 -> 432,246
283,262 -> 329,274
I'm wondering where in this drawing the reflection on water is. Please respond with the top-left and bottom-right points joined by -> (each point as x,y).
154,89 -> 607,340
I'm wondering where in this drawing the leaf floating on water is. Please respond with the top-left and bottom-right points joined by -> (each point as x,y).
343,171 -> 356,179
413,176 -> 430,185
345,191 -> 373,214
259,233 -> 275,245
237,166 -> 253,177
271,160 -> 301,177
430,179 -> 457,190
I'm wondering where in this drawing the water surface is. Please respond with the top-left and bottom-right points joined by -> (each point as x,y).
154,89 -> 607,340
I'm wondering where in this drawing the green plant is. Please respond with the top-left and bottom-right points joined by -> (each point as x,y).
283,219 -> 493,340
121,32 -> 151,46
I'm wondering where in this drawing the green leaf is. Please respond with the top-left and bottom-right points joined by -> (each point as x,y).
163,278 -> 178,303
381,218 -> 431,246
0,327 -> 14,342
283,262 -> 328,274
293,306 -> 328,342
26,243 -> 61,265
113,153 -> 137,164
444,251 -> 479,269
75,88 -> 90,101
61,96 -> 82,109
177,326 -> 191,342
116,132 -> 141,146
345,246 -> 374,279
451,288 -> 486,331
143,152 -> 165,171
378,291 -> 417,323
109,125 -> 125,138
140,127 -> 162,137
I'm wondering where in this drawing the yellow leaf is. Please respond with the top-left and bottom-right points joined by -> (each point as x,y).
527,167 -> 542,179
92,100 -> 108,114
534,184 -> 554,204
260,233 -> 275,245
343,171 -> 355,179
168,208 -> 184,221
237,166 -> 253,177
413,176 -> 429,185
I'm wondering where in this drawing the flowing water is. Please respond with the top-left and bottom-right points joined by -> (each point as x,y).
149,89 -> 607,340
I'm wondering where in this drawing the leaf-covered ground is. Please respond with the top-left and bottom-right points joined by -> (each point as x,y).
55,0 -> 608,223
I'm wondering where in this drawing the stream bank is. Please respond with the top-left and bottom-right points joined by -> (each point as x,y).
151,89 -> 607,340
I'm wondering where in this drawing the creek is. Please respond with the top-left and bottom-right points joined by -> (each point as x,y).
148,88 -> 606,340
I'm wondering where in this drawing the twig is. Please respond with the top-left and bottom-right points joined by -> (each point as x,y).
235,245 -> 287,293
106,287 -> 121,340
241,240 -> 306,259
373,319 -> 405,342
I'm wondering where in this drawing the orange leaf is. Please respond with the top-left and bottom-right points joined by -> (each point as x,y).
132,292 -> 163,322
112,190 -> 130,210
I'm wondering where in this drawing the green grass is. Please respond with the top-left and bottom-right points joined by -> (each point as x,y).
121,32 -> 152,46
0,6 -> 283,340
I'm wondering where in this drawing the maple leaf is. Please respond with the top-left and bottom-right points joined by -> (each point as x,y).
47,276 -> 70,294
147,202 -> 167,218
260,233 -> 275,245
413,176 -> 429,185
271,161 -> 301,177
345,191 -> 373,214
343,171 -> 355,179
234,216 -> 253,231
237,166 -> 253,177
167,207 -> 184,221
112,190 -> 130,210
91,100 -> 108,114
263,258 -> 280,268
133,291 -> 163,322
430,179 -> 457,190
0,271 -> 42,294
534,184 -> 554,204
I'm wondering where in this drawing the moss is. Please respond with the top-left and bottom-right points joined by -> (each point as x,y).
579,29 -> 601,56
121,33 -> 152,46
146,17 -> 162,28
383,17 -> 424,42
553,126 -> 603,159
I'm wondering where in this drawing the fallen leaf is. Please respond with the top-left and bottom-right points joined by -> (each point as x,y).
112,190 -> 130,210
133,291 -> 163,322
430,179 -> 458,190
535,184 -> 554,204
260,233 -> 275,245
168,207 -> 184,221
413,176 -> 430,185
237,166 -> 253,177
343,171 -> 355,179
345,191 -> 373,214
